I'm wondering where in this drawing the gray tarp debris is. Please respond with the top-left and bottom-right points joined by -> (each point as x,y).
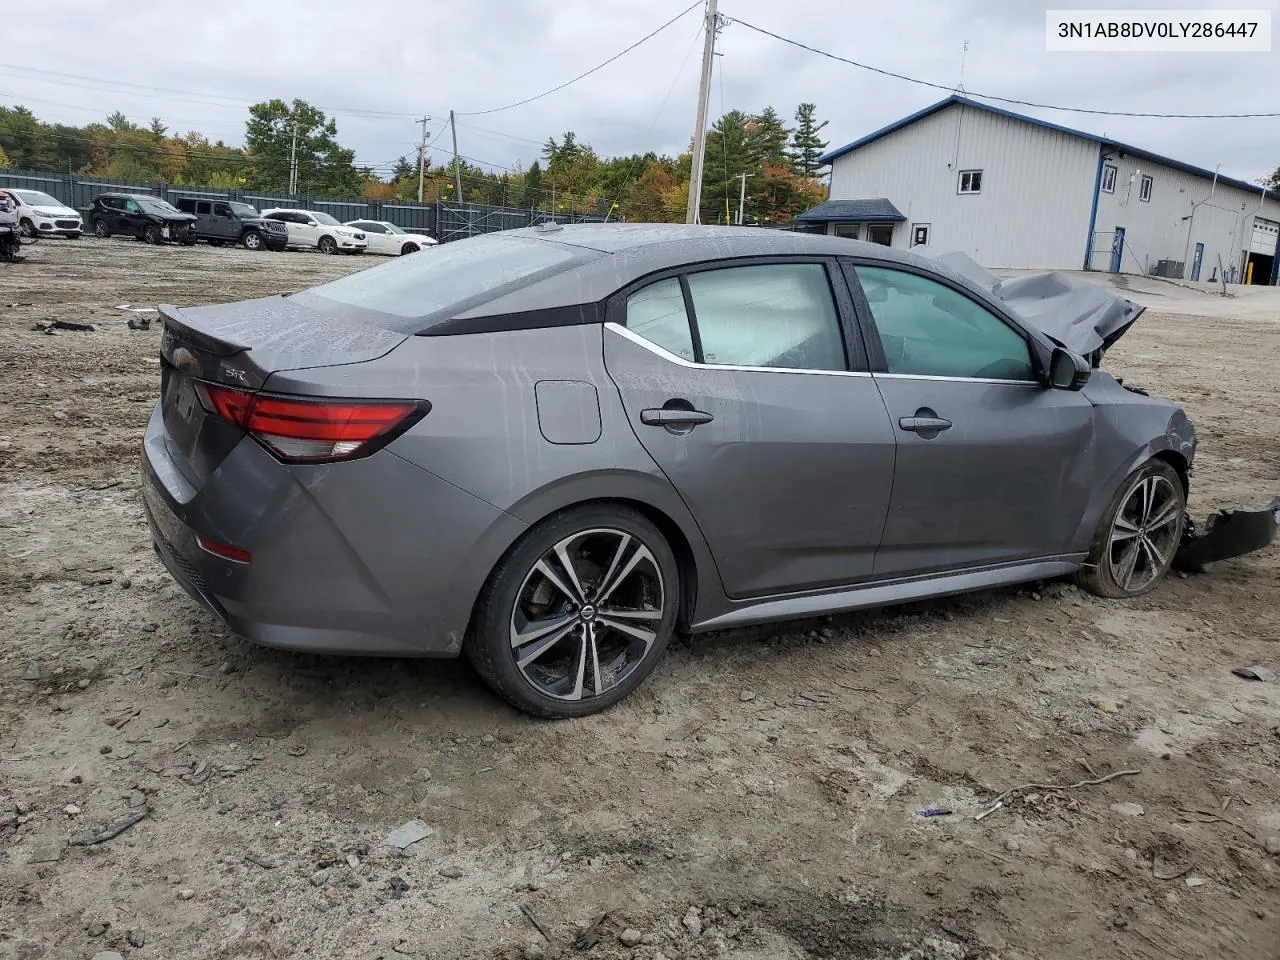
932,251 -> 1145,358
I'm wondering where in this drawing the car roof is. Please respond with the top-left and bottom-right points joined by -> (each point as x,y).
449,223 -> 936,322
98,193 -> 159,200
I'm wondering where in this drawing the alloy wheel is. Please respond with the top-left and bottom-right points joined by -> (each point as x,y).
1106,474 -> 1180,593
243,231 -> 262,250
509,527 -> 665,702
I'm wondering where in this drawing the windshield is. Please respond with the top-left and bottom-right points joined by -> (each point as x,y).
137,197 -> 181,215
310,211 -> 340,226
230,202 -> 259,217
13,190 -> 62,207
302,234 -> 587,328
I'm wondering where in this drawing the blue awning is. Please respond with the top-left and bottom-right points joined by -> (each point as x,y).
795,198 -> 905,223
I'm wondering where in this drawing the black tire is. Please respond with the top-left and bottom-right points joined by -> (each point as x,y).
317,235 -> 337,255
241,230 -> 263,251
93,219 -> 110,239
143,224 -> 162,245
400,242 -> 420,255
19,218 -> 36,238
466,504 -> 680,718
1077,459 -> 1185,599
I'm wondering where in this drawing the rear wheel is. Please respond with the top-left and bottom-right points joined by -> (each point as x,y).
400,242 -> 420,255
1078,460 -> 1184,599
317,235 -> 337,255
241,230 -> 263,250
93,219 -> 110,239
467,505 -> 679,718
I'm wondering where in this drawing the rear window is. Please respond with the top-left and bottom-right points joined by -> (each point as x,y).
302,234 -> 587,330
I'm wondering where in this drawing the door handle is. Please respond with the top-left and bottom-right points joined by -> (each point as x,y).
899,416 -> 952,433
641,408 -> 714,427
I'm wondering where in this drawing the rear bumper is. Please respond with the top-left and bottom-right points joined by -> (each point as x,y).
140,404 -> 525,657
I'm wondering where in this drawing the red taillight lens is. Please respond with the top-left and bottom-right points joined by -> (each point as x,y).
195,382 -> 427,463
196,534 -> 252,563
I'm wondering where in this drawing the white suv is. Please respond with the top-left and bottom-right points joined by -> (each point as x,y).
1,188 -> 83,238
260,208 -> 367,254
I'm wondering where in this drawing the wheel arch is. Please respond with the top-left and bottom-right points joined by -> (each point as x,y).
1151,449 -> 1189,498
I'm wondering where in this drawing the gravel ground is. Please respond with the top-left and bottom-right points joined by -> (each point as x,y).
1,238 -> 1278,960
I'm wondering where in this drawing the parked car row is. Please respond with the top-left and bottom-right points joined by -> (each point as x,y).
0,188 -> 439,256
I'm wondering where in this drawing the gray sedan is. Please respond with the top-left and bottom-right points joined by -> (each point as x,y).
143,224 -> 1200,717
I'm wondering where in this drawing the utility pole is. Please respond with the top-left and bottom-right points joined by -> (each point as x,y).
735,172 -> 753,225
288,122 -> 299,195
449,110 -> 463,203
684,0 -> 719,224
416,116 -> 430,203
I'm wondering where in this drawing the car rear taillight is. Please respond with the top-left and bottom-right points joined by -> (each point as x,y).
194,382 -> 428,463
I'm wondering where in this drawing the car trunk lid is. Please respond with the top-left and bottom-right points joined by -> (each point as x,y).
156,296 -> 407,486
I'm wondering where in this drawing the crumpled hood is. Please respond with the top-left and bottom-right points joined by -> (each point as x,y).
932,251 -> 1145,358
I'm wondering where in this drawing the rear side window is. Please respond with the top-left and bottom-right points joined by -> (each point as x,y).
304,234 -> 586,326
197,201 -> 212,215
854,266 -> 1033,380
175,198 -> 196,213
625,278 -> 694,361
687,263 -> 846,371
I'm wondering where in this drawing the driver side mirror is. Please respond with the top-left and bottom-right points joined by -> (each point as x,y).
1049,347 -> 1091,391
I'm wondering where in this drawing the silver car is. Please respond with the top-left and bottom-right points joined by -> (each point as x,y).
143,224 -> 1198,717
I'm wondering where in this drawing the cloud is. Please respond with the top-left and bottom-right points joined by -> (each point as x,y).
6,0 -> 1276,181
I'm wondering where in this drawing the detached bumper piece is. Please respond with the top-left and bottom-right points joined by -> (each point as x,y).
1174,498 -> 1280,572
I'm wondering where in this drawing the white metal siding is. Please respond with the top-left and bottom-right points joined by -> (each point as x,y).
1090,154 -> 1278,279
826,104 -> 1098,269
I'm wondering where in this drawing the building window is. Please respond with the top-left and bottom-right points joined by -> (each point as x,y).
1139,175 -> 1153,202
833,223 -> 860,239
1102,164 -> 1117,193
867,223 -> 894,246
912,223 -> 930,246
957,170 -> 983,194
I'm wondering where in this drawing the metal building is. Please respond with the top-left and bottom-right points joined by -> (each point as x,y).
799,95 -> 1279,285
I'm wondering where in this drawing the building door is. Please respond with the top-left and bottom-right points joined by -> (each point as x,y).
1109,226 -> 1125,273
1191,242 -> 1204,282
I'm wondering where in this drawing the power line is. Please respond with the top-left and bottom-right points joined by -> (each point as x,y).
727,17 -> 1280,120
456,0 -> 702,116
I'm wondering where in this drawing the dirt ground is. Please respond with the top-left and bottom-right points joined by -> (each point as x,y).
1,239 -> 1277,960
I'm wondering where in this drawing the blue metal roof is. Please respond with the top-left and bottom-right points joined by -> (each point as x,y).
818,95 -> 1271,199
794,198 -> 905,222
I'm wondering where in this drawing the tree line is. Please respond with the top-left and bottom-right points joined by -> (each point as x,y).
0,98 -> 831,224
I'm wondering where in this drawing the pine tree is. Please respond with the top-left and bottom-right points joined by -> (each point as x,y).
790,103 -> 829,177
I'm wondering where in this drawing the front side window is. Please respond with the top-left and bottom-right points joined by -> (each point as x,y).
958,169 -> 983,194
197,201 -> 213,215
855,266 -> 1033,381
1102,164 -> 1117,193
687,263 -> 845,371
360,222 -> 387,234
123,199 -> 140,213
1139,175 -> 1153,202
213,202 -> 231,216
625,278 -> 695,361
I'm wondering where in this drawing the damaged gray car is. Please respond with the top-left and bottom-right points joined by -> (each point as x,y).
142,224 -> 1275,717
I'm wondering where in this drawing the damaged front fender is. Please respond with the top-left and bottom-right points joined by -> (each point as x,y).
1174,498 -> 1280,572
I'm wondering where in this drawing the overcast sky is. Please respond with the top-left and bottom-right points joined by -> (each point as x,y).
6,0 -> 1277,182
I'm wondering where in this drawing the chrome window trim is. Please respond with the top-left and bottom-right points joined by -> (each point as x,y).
873,372 -> 1041,387
605,322 -> 872,378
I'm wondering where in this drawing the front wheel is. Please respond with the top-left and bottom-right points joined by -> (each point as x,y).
93,219 -> 110,239
317,235 -> 337,255
466,505 -> 680,718
400,242 -> 420,255
143,224 -> 161,245
19,219 -> 36,238
1078,460 -> 1185,599
241,230 -> 263,250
